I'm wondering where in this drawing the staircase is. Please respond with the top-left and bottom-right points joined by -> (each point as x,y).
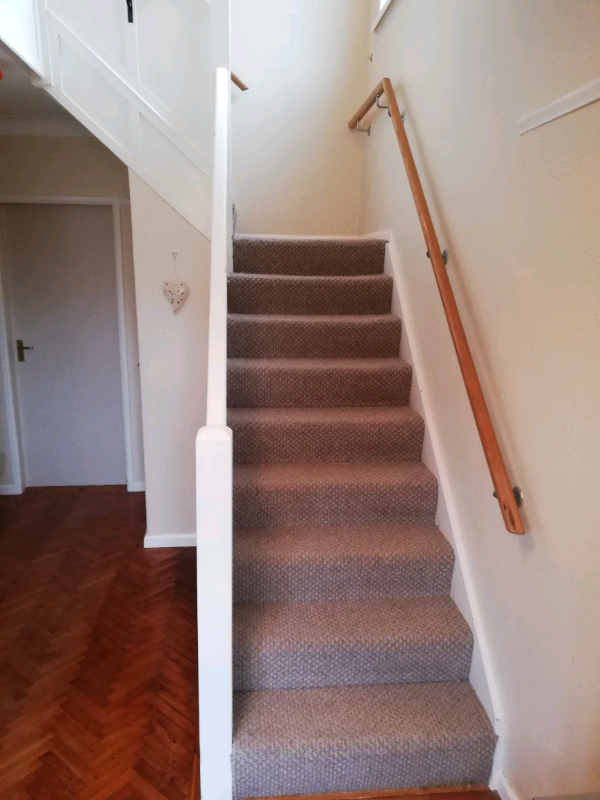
227,236 -> 496,799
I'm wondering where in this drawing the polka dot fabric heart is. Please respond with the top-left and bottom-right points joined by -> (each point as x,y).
163,276 -> 189,313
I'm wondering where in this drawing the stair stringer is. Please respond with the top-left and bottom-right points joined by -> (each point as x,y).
2,0 -> 217,238
363,228 -> 505,771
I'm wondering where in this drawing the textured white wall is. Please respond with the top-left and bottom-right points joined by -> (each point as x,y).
128,170 -> 211,538
230,0 -> 369,235
0,136 -> 130,198
359,1 -> 600,796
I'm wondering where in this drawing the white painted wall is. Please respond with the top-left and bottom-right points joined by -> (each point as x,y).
230,0 -> 368,235
128,170 -> 211,543
359,1 -> 600,797
0,136 -> 130,198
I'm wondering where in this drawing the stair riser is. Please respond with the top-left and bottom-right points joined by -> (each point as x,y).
233,639 -> 472,691
230,417 -> 424,463
228,362 -> 412,408
233,558 -> 453,604
228,274 -> 393,315
233,238 -> 386,276
227,316 -> 402,359
232,740 -> 494,800
233,482 -> 437,529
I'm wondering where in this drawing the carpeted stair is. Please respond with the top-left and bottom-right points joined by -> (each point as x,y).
228,235 -> 496,799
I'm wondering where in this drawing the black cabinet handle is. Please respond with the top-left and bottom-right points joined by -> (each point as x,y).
126,0 -> 133,23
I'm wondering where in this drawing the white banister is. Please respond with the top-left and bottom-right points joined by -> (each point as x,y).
196,66 -> 233,800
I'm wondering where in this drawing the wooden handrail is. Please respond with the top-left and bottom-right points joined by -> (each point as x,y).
231,71 -> 248,91
350,78 -> 525,535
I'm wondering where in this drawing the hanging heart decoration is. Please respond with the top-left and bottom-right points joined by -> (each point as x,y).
163,252 -> 190,314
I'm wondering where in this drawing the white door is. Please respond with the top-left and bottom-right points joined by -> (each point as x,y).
1,204 -> 127,487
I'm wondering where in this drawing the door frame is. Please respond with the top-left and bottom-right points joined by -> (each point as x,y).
0,195 -> 143,493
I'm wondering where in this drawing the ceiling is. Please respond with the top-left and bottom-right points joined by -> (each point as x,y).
0,41 -> 89,135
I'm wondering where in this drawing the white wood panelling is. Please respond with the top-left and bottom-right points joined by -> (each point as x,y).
518,77 -> 600,134
3,0 -> 216,239
0,0 -> 44,73
136,0 -> 212,147
47,0 -> 129,71
41,24 -> 212,237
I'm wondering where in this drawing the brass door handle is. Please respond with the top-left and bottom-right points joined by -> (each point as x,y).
16,340 -> 34,362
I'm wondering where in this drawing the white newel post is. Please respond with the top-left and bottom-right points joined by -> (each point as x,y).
197,424 -> 233,800
196,65 -> 233,800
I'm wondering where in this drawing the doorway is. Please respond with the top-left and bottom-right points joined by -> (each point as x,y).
0,201 -> 143,491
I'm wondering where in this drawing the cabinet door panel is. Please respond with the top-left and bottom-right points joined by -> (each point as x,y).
136,0 -> 212,154
48,0 -> 128,70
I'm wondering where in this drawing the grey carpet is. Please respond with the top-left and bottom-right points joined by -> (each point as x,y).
229,236 -> 495,798
233,523 -> 455,603
233,597 -> 473,690
233,461 -> 437,529
233,236 -> 387,276
233,683 -> 496,799
228,358 -> 412,408
228,273 -> 393,315
228,314 -> 402,359
229,406 -> 424,463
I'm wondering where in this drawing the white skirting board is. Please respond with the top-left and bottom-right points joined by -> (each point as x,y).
362,228 -> 505,749
0,485 -> 22,495
144,532 -> 197,548
493,771 -> 522,800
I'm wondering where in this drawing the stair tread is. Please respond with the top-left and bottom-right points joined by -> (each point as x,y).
228,405 -> 421,424
228,312 -> 399,322
230,272 -> 391,283
228,356 -> 408,368
233,596 -> 472,690
234,459 -> 435,489
233,682 -> 496,797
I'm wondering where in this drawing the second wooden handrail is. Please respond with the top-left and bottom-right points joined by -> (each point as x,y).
350,78 -> 524,535
231,72 -> 248,91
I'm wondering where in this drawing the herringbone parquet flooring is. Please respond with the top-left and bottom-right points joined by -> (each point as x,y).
0,489 -> 197,800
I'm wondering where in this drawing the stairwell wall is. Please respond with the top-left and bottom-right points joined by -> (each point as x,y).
230,0 -> 369,236
128,170 -> 211,544
358,1 -> 600,797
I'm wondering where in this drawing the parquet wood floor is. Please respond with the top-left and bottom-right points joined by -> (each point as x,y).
0,489 -> 197,800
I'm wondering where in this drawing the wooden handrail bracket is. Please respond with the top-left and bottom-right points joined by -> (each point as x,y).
350,79 -> 524,535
